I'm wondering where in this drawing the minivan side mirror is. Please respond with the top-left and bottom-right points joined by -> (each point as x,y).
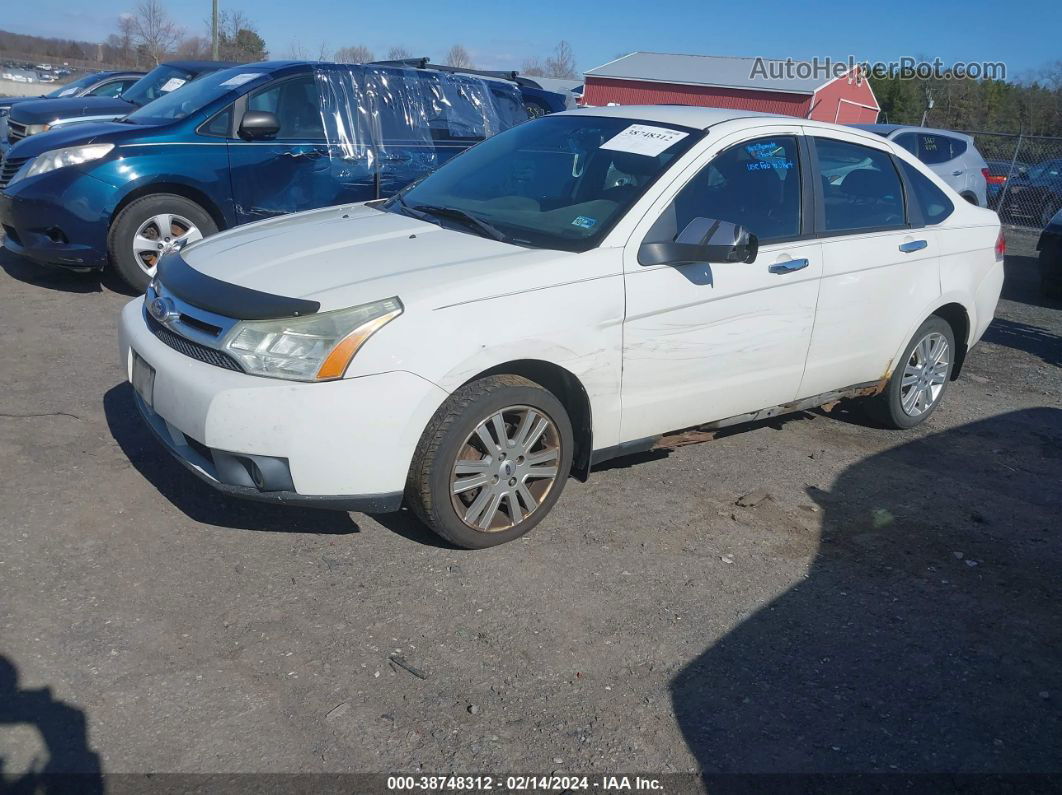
238,110 -> 280,140
639,218 -> 758,267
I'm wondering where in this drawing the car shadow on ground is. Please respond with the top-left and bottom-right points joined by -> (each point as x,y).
982,318 -> 1062,368
104,383 -> 361,534
0,654 -> 103,793
670,408 -> 1062,776
0,244 -> 137,297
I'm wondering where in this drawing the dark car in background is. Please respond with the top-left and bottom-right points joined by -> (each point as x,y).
1,70 -> 144,145
999,158 -> 1062,228
3,61 -> 236,147
1038,207 -> 1062,298
984,158 -> 1029,209
0,60 -> 527,290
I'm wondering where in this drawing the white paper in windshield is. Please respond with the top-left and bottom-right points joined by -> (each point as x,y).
219,73 -> 260,88
160,77 -> 186,93
600,124 -> 689,157
58,86 -> 79,97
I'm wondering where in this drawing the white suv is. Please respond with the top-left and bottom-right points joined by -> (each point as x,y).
852,124 -> 989,208
119,107 -> 1005,548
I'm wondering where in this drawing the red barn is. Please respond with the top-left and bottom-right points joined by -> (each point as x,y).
582,52 -> 879,124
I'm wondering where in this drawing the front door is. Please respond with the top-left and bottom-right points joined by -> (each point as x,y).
228,74 -> 371,224
620,130 -> 821,442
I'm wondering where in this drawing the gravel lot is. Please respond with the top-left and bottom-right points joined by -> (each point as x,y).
0,227 -> 1059,785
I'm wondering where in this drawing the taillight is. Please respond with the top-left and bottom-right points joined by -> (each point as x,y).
995,229 -> 1006,261
984,167 -> 1006,185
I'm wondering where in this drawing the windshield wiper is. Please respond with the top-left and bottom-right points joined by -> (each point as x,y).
410,204 -> 507,242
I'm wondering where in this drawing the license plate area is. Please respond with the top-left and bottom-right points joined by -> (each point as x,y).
132,350 -> 156,408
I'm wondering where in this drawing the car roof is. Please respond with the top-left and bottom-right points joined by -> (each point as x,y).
561,105 -> 890,139
850,123 -> 975,143
161,60 -> 240,71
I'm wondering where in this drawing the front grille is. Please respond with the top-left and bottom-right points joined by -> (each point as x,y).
146,313 -> 244,372
6,121 -> 27,143
0,155 -> 28,189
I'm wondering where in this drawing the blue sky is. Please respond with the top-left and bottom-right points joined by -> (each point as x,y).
7,0 -> 1060,81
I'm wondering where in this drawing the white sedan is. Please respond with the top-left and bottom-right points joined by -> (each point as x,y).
118,106 -> 1004,548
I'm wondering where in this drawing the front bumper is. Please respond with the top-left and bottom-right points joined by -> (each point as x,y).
0,170 -> 115,270
119,297 -> 449,508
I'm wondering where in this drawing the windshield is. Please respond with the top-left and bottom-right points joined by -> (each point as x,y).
121,64 -> 198,108
388,115 -> 702,252
125,68 -> 268,124
45,73 -> 102,98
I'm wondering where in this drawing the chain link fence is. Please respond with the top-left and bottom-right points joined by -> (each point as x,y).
961,130 -> 1062,231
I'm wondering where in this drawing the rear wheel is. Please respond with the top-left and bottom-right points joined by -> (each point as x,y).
108,194 -> 217,291
407,375 -> 573,549
869,316 -> 955,429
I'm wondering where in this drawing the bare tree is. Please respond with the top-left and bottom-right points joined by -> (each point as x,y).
316,42 -> 332,61
521,56 -> 545,77
130,0 -> 182,65
176,35 -> 210,59
446,44 -> 473,70
108,14 -> 138,66
544,40 -> 576,79
213,9 -> 266,62
285,39 -> 308,59
334,44 -> 374,64
386,45 -> 412,60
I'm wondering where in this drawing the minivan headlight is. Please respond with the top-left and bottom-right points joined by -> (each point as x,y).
222,298 -> 403,382
15,143 -> 114,183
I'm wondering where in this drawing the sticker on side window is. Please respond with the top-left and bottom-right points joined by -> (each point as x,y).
599,124 -> 688,157
160,77 -> 186,93
219,73 -> 261,88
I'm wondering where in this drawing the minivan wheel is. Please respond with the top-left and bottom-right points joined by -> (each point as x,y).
407,375 -> 574,549
869,316 -> 955,429
109,194 -> 217,291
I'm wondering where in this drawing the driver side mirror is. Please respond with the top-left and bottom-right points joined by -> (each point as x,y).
238,110 -> 280,140
639,218 -> 758,267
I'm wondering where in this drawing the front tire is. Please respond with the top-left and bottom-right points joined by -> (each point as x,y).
869,316 -> 956,429
109,194 -> 217,291
406,375 -> 574,549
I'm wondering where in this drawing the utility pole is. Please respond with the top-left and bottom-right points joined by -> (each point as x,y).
211,0 -> 219,59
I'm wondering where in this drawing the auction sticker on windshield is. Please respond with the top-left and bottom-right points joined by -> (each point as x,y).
160,78 -> 186,93
600,124 -> 689,157
220,73 -> 262,88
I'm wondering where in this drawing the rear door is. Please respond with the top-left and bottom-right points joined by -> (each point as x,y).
798,131 -> 941,397
621,127 -> 822,441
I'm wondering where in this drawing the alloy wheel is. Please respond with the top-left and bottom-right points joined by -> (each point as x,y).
450,405 -> 562,532
132,213 -> 203,275
900,332 -> 950,417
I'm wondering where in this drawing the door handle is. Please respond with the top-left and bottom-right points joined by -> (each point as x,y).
952,169 -> 964,176
898,239 -> 928,253
768,258 -> 809,274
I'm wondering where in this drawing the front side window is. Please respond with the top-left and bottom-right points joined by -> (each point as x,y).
815,138 -> 906,233
388,115 -> 702,252
644,135 -> 802,247
247,75 -> 324,140
87,79 -> 134,98
900,161 -> 953,225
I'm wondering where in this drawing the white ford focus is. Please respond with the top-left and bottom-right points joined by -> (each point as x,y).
118,106 -> 1004,548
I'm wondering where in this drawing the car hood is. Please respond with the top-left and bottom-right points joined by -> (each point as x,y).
5,121 -> 136,158
180,203 -> 576,313
0,95 -> 46,108
8,96 -> 133,125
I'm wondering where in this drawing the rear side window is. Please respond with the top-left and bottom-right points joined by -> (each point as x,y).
896,133 -> 967,165
815,138 -> 906,233
900,161 -> 953,225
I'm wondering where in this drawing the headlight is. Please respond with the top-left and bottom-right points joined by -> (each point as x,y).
21,123 -> 52,136
222,298 -> 403,382
12,143 -> 114,184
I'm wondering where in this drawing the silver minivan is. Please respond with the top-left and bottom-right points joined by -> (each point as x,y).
852,124 -> 988,207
